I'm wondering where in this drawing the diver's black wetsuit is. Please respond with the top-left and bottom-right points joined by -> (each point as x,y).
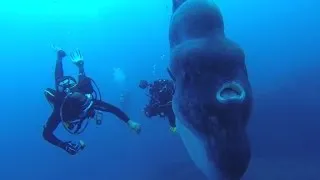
144,79 -> 176,128
43,54 -> 130,149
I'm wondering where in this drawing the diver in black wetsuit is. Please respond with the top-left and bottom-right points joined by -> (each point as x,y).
43,47 -> 141,155
139,79 -> 176,132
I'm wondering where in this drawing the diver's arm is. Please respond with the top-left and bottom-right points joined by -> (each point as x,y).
69,49 -> 85,81
94,100 -> 130,123
42,111 -> 65,148
43,110 -> 85,155
167,109 -> 177,132
76,63 -> 95,95
167,110 -> 176,128
77,63 -> 86,82
94,100 -> 141,134
55,50 -> 67,88
55,56 -> 63,82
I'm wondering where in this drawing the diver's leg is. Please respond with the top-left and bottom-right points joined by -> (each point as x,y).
94,100 -> 130,123
167,107 -> 176,128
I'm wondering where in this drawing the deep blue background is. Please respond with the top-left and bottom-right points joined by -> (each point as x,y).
0,0 -> 319,179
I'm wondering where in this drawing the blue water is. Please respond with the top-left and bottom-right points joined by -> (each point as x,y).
0,0 -> 319,179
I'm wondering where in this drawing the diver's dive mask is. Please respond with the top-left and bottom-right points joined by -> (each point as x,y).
57,76 -> 77,94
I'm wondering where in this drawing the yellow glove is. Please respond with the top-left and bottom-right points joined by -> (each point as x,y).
170,126 -> 177,133
127,120 -> 142,134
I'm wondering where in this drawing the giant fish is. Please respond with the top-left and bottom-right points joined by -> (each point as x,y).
167,0 -> 253,179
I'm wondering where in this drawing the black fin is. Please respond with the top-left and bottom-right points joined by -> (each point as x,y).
172,0 -> 187,13
167,67 -> 176,82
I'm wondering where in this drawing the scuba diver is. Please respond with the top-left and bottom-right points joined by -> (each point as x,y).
43,46 -> 141,155
139,79 -> 176,132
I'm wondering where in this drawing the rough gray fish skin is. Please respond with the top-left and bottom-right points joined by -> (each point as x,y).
168,0 -> 253,179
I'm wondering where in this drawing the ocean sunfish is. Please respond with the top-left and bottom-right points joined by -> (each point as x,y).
168,0 -> 253,179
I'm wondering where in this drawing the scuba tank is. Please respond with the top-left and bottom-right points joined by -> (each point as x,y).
44,76 -> 103,135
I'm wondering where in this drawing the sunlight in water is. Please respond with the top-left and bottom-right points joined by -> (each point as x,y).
0,0 -> 137,17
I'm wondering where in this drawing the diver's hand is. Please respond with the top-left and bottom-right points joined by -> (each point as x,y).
70,49 -> 84,67
127,120 -> 141,134
169,126 -> 177,133
51,45 -> 66,59
62,140 -> 86,155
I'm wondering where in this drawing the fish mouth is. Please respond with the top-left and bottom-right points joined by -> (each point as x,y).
172,79 -> 251,179
216,82 -> 246,104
